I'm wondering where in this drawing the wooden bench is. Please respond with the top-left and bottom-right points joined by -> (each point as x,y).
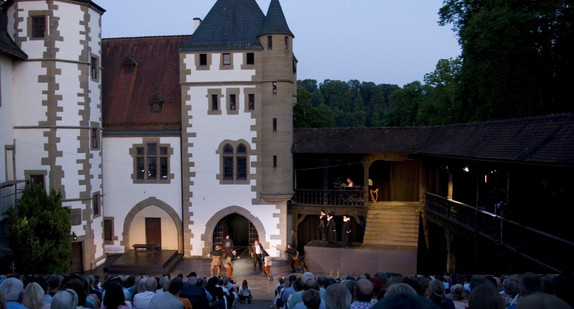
132,244 -> 160,257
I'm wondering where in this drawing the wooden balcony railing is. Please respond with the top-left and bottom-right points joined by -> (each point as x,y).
291,189 -> 366,206
0,180 -> 26,220
425,192 -> 574,272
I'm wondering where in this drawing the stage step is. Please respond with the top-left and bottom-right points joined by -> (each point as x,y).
362,202 -> 421,247
104,250 -> 182,275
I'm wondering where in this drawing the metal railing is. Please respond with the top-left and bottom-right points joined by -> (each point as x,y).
0,181 -> 26,220
425,192 -> 574,272
291,189 -> 366,206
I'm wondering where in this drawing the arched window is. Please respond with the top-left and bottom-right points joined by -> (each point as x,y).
219,141 -> 251,184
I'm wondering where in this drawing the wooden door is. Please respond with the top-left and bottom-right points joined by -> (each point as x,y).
70,242 -> 83,273
145,218 -> 161,248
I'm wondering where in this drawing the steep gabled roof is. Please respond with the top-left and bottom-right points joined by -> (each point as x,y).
180,0 -> 265,51
0,10 -> 27,60
102,36 -> 187,133
294,114 -> 574,166
260,0 -> 293,37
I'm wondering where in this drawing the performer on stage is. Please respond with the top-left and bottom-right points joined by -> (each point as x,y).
222,234 -> 234,257
285,243 -> 302,273
250,239 -> 264,272
319,210 -> 327,241
342,214 -> 352,248
209,245 -> 223,277
327,212 -> 336,246
223,250 -> 239,278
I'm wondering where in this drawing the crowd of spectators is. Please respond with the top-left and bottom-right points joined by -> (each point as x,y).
1,269 -> 573,309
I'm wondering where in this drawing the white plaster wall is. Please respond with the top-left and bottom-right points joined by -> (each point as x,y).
102,136 -> 182,247
54,3 -> 84,61
56,63 -> 84,126
12,62 -> 48,126
128,205 -> 179,250
0,57 -> 15,183
13,130 -> 48,179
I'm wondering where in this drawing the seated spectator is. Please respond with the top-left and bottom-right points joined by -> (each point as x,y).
0,277 -> 27,309
22,282 -> 50,309
324,284 -> 351,309
51,289 -> 79,309
516,292 -> 572,309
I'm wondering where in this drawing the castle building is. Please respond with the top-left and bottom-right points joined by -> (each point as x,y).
0,0 -> 295,271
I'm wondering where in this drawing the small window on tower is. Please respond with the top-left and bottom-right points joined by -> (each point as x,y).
267,36 -> 273,49
31,15 -> 46,38
273,118 -> 277,132
229,94 -> 236,111
248,94 -> 255,110
211,94 -> 219,111
246,53 -> 254,65
285,36 -> 289,50
272,81 -> 277,94
91,56 -> 99,80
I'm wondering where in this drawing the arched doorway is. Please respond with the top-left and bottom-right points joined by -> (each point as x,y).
212,214 -> 259,252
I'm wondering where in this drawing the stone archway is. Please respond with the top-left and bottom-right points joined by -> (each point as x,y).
202,206 -> 266,256
122,197 -> 183,253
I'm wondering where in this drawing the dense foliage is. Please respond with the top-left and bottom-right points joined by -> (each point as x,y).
7,184 -> 71,274
295,0 -> 573,128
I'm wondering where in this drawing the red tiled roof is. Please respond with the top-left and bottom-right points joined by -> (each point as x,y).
102,35 -> 188,132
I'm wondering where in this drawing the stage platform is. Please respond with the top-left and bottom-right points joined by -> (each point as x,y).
104,249 -> 182,275
303,240 -> 417,276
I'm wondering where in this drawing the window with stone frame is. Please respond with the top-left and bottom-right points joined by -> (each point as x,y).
91,55 -> 99,80
31,15 -> 46,38
93,192 -> 101,216
103,218 -> 114,243
219,141 -> 250,184
131,141 -> 173,183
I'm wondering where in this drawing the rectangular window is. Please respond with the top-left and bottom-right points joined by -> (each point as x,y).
30,174 -> 45,188
272,81 -> 277,94
223,157 -> 234,180
237,157 -> 247,180
273,118 -> 277,132
229,94 -> 236,111
91,128 -> 99,150
200,54 -> 208,66
246,53 -> 254,65
211,94 -> 219,111
93,193 -> 100,216
103,219 -> 113,242
285,36 -> 289,50
91,56 -> 98,80
267,36 -> 273,49
134,143 -> 170,182
32,16 -> 46,38
223,53 -> 231,65
273,155 -> 277,168
248,94 -> 255,110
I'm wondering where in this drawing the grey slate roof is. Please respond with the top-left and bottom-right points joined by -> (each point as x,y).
180,0 -> 293,51
260,0 -> 293,37
294,113 -> 574,166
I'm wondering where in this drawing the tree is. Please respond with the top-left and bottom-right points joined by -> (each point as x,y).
7,184 -> 71,274
294,84 -> 333,128
439,0 -> 574,121
385,81 -> 427,126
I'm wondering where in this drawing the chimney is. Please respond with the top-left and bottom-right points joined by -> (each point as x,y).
193,18 -> 202,33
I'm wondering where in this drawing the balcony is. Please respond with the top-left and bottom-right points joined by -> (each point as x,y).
0,181 -> 26,220
425,192 -> 574,272
291,188 -> 366,207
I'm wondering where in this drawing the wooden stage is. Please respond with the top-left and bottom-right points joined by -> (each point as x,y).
303,240 -> 417,276
104,249 -> 182,275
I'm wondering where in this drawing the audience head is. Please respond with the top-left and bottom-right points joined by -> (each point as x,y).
143,276 -> 157,292
324,283 -> 352,309
502,276 -> 520,298
168,277 -> 183,296
450,283 -> 467,301
374,293 -> 441,309
0,277 -> 24,302
302,289 -> 322,309
356,278 -> 374,302
51,289 -> 79,309
468,283 -> 505,309
22,282 -> 46,309
516,292 -> 573,309
104,281 -> 127,309
384,282 -> 417,297
520,272 -> 543,296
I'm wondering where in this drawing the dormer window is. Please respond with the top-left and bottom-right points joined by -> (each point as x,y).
150,94 -> 164,114
122,56 -> 137,75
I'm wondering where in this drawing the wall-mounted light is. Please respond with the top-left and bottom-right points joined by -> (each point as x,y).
72,232 -> 77,241
462,166 -> 470,173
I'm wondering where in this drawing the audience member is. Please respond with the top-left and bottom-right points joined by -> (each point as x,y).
148,277 -> 184,309
324,284 -> 352,309
449,284 -> 467,309
133,276 -> 157,309
516,292 -> 573,309
22,282 -> 49,309
373,293 -> 441,309
51,289 -> 79,309
426,278 -> 455,309
302,289 -> 322,309
351,278 -> 376,309
384,282 -> 417,297
468,283 -> 504,309
0,277 -> 27,309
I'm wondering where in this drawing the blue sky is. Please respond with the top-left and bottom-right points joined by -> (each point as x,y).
97,0 -> 461,86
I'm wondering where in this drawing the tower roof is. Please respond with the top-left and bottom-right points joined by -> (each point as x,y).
0,9 -> 27,60
260,0 -> 293,37
181,0 -> 266,51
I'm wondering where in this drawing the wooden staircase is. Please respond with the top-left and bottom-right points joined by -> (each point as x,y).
362,202 -> 421,247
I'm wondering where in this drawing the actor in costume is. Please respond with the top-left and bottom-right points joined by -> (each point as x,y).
285,244 -> 302,273
342,214 -> 352,248
222,234 -> 234,257
250,239 -> 264,272
223,250 -> 239,278
327,212 -> 336,246
209,245 -> 223,277
319,210 -> 327,241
